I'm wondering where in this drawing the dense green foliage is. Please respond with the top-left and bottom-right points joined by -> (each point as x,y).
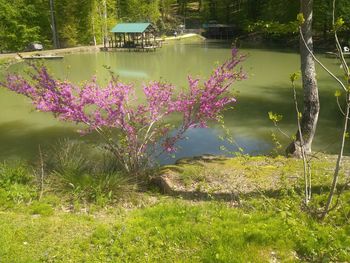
0,0 -> 47,51
1,0 -> 350,51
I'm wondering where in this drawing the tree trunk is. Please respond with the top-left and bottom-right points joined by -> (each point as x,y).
286,0 -> 320,157
198,0 -> 202,11
49,0 -> 59,49
103,0 -> 108,48
92,17 -> 97,47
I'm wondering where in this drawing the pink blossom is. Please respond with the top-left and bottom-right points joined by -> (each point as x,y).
0,49 -> 246,175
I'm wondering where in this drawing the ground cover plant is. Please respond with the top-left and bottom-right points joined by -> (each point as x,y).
0,154 -> 349,262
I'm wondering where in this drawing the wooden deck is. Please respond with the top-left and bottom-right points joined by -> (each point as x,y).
101,45 -> 158,52
22,54 -> 64,60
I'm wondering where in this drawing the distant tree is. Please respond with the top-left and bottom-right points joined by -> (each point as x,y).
160,0 -> 176,21
177,0 -> 188,17
119,0 -> 160,23
50,0 -> 96,47
0,0 -> 44,51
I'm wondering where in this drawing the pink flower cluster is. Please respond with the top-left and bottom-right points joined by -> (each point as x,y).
1,49 -> 246,174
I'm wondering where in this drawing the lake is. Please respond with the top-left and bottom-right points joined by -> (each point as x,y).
0,38 -> 348,163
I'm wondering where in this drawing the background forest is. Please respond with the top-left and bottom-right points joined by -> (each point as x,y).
1,0 -> 350,51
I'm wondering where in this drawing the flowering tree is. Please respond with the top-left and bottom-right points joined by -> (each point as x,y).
1,49 -> 246,176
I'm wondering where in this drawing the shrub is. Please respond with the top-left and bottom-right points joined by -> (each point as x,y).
1,50 -> 246,177
47,140 -> 135,205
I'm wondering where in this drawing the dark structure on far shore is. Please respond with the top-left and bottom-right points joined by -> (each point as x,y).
202,23 -> 236,40
104,23 -> 159,52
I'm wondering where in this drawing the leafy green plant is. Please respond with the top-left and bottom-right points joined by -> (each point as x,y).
0,162 -> 37,204
0,161 -> 33,186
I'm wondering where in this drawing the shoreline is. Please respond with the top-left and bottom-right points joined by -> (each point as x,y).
159,33 -> 206,41
0,33 -> 205,64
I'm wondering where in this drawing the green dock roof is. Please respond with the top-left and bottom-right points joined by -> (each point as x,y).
110,23 -> 152,33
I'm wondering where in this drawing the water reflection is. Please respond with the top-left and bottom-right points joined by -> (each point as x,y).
0,39 -> 349,162
159,128 -> 272,165
115,69 -> 149,79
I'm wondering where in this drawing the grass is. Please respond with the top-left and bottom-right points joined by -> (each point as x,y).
0,149 -> 349,262
0,57 -> 16,69
0,195 -> 349,262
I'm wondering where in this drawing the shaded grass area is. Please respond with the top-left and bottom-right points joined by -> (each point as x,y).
0,151 -> 350,262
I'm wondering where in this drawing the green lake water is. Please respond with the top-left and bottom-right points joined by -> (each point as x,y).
0,38 -> 348,163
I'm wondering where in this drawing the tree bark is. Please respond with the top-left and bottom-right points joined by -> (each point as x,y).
49,0 -> 59,49
286,0 -> 320,157
103,0 -> 108,48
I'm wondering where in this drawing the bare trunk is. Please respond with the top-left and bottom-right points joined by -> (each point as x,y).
97,4 -> 104,45
286,0 -> 320,157
103,0 -> 108,48
198,0 -> 202,11
92,16 -> 97,47
49,0 -> 59,48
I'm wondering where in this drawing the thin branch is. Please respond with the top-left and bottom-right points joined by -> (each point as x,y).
336,96 -> 346,116
299,27 -> 347,92
273,122 -> 291,139
321,0 -> 350,219
38,145 -> 45,200
292,80 -> 311,204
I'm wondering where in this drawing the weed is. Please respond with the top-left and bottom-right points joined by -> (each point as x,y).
0,162 -> 36,205
30,201 -> 54,216
46,140 -> 136,206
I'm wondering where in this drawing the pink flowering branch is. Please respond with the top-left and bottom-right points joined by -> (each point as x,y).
1,49 -> 246,176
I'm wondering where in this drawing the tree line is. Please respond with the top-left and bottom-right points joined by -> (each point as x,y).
0,0 -> 349,51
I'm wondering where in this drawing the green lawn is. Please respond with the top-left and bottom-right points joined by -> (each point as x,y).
1,194 -> 350,262
0,156 -> 349,262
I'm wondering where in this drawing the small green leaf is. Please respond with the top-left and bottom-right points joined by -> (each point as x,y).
268,112 -> 283,123
298,112 -> 302,120
290,71 -> 300,83
297,13 -> 305,25
335,90 -> 342,97
334,17 -> 345,31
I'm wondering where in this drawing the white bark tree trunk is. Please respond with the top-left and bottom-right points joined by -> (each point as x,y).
286,0 -> 320,157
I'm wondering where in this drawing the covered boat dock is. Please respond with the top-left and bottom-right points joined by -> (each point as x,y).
105,23 -> 159,52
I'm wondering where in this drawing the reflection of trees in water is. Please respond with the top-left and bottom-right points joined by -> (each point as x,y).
3,42 -> 349,159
